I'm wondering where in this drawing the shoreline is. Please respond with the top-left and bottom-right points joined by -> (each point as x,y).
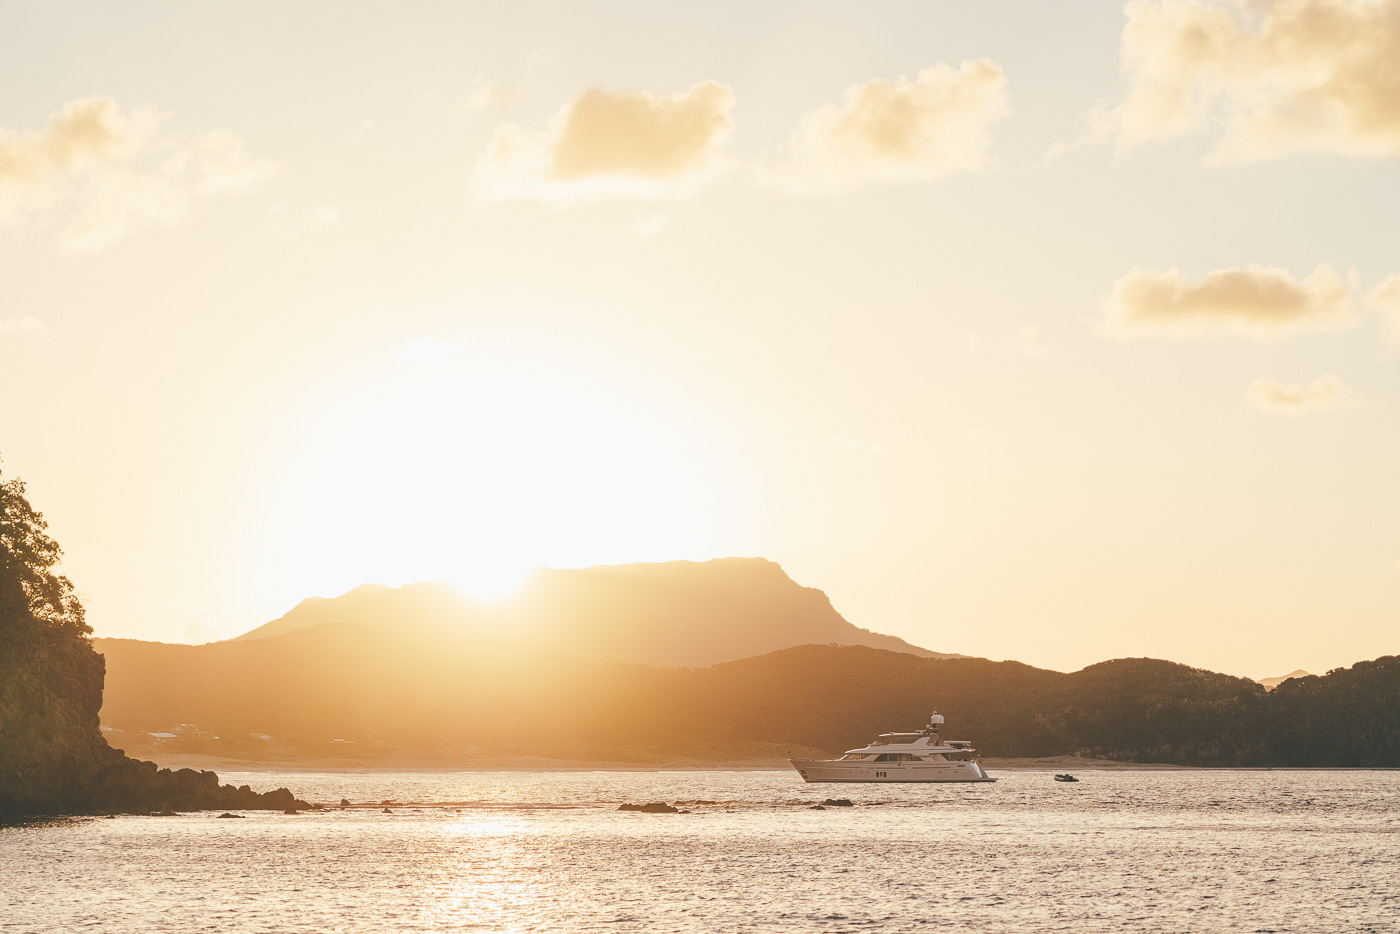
142,752 -> 1328,774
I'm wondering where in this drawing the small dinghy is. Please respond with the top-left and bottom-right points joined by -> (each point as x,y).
1053,773 -> 1079,783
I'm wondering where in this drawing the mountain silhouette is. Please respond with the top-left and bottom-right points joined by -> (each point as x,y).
230,558 -> 959,668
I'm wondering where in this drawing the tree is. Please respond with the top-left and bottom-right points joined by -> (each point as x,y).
0,459 -> 88,636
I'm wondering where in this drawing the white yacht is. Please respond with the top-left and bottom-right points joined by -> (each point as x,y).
789,713 -> 994,783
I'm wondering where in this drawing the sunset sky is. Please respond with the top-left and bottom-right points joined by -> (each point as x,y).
3,0 -> 1398,679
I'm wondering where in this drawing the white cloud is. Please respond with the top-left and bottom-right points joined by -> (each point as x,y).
399,332 -> 470,365
1107,263 -> 1355,339
0,96 -> 275,250
1095,0 -> 1400,162
465,80 -> 515,111
1364,274 -> 1400,343
1245,374 -> 1359,414
0,317 -> 43,333
471,81 -> 735,202
771,60 -> 1009,192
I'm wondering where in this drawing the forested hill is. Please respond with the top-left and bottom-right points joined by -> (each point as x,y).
96,627 -> 1400,767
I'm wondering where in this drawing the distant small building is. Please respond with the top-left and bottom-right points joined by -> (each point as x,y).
148,732 -> 177,745
250,733 -> 273,742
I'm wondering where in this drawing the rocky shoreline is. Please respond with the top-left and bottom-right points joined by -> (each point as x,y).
62,754 -> 308,816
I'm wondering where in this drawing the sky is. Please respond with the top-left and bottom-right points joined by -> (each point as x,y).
2,0 -> 1398,679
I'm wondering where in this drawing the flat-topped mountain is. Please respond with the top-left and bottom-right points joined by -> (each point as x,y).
1258,670 -> 1313,691
232,557 -> 958,669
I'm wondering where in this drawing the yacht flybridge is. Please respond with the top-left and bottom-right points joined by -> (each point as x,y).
789,713 -> 995,783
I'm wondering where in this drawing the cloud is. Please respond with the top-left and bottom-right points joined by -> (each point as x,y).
1095,0 -> 1400,162
465,80 -> 515,111
0,317 -> 43,333
471,81 -> 734,201
1245,374 -> 1359,414
1106,263 -> 1355,339
267,201 -> 342,242
0,96 -> 275,249
1364,274 -> 1400,343
399,332 -> 470,365
176,610 -> 224,645
771,60 -> 1009,192
1010,325 -> 1048,357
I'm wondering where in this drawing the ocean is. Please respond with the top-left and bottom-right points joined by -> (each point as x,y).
3,769 -> 1397,932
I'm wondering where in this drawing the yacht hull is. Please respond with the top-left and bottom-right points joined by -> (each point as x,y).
789,759 -> 995,783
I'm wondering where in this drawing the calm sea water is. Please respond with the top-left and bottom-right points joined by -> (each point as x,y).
3,769 -> 1397,933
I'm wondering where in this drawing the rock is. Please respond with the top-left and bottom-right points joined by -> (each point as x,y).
618,802 -> 679,813
382,808 -> 393,813
216,813 -> 244,819
821,798 -> 854,807
810,805 -> 826,810
340,798 -> 351,807
0,472 -> 317,820
283,808 -> 299,815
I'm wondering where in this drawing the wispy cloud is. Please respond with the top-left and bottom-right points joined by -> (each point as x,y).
267,202 -> 342,242
1245,374 -> 1359,415
1106,264 -> 1355,339
0,316 -> 44,333
767,60 -> 1009,193
1090,0 -> 1400,162
0,96 -> 275,250
1364,274 -> 1400,344
471,81 -> 735,202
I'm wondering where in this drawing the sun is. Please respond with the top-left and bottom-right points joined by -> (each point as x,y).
448,561 -> 533,601
257,336 -> 735,609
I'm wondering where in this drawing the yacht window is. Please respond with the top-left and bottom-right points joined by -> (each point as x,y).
840,753 -> 869,760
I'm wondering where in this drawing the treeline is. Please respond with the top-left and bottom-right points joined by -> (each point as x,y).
97,623 -> 1400,766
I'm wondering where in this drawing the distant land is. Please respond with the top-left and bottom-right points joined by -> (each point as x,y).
93,559 -> 1400,770
1258,670 -> 1313,691
231,558 -> 960,667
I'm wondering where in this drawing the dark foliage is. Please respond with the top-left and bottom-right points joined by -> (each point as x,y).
0,460 -> 305,817
98,624 -> 1400,766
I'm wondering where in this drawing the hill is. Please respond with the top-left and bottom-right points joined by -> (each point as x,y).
230,557 -> 957,668
95,612 -> 1400,767
1258,670 -> 1312,691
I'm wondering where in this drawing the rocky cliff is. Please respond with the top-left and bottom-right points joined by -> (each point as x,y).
0,465 -> 305,818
